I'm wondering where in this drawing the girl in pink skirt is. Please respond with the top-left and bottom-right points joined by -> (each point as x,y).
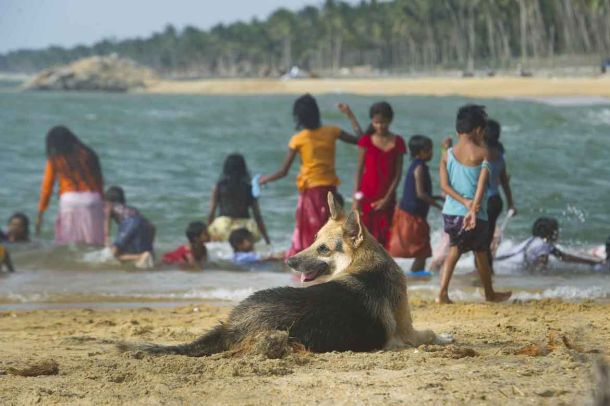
36,126 -> 105,246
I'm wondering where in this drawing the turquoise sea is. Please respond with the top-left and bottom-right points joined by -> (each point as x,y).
1,87 -> 609,308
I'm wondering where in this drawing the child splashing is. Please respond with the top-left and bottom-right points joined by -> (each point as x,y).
438,105 -> 511,304
496,217 -> 601,270
208,154 -> 270,245
346,101 -> 407,247
259,94 -> 361,256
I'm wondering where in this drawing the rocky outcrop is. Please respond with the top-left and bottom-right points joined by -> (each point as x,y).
24,54 -> 156,92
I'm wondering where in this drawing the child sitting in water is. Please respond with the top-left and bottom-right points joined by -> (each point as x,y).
388,135 -> 443,273
496,217 -> 602,269
438,104 -> 511,304
104,186 -> 156,269
228,228 -> 283,267
0,213 -> 30,243
0,244 -> 15,272
162,221 -> 210,270
208,154 -> 271,244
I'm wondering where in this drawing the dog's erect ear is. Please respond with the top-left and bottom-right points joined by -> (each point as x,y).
343,210 -> 364,248
327,192 -> 344,221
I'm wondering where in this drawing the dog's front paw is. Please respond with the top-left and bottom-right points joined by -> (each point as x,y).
435,333 -> 454,345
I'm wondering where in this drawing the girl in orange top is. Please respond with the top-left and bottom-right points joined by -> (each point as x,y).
36,126 -> 105,246
259,94 -> 362,256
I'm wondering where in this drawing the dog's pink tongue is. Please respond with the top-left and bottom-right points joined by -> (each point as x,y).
300,271 -> 318,283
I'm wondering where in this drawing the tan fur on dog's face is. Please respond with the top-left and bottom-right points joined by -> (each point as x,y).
286,193 -> 365,282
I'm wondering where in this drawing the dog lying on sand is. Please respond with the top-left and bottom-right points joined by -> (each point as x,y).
118,193 -> 444,356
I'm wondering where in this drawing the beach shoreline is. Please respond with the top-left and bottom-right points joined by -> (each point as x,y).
142,76 -> 610,98
1,300 -> 608,404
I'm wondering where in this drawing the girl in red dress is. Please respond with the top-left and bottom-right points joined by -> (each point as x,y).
344,102 -> 406,247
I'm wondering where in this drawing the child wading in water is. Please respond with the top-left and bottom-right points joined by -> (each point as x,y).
208,154 -> 270,244
37,126 -> 105,246
104,186 -> 156,268
259,94 -> 361,256
389,135 -> 442,272
162,221 -> 210,270
348,102 -> 406,247
478,119 -> 516,273
438,105 -> 512,304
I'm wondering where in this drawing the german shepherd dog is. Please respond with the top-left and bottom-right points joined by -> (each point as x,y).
118,193 -> 439,356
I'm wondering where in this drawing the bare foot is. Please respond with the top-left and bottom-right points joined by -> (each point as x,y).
435,296 -> 454,304
486,291 -> 512,302
135,252 -> 154,269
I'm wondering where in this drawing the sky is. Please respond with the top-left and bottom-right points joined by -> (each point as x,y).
0,0 -> 361,54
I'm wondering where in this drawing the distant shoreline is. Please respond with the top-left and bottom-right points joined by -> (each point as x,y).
143,76 -> 610,99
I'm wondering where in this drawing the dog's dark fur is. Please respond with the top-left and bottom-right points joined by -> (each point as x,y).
117,193 -> 437,356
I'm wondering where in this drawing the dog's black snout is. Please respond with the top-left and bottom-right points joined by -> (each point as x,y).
286,256 -> 300,269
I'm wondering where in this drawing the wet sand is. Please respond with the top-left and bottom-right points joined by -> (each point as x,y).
1,300 -> 608,405
144,76 -> 610,98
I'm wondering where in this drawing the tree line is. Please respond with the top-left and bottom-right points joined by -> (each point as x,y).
1,0 -> 609,76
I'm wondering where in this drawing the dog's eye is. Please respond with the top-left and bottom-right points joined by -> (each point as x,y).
317,244 -> 330,255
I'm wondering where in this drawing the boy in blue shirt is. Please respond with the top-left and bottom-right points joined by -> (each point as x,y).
437,105 -> 512,304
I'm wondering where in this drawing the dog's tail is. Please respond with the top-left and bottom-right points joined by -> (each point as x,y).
116,325 -> 231,357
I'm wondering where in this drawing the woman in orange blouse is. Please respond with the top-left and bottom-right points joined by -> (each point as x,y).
259,94 -> 362,257
36,126 -> 105,246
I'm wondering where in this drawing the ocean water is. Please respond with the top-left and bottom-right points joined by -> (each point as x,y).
0,89 -> 609,308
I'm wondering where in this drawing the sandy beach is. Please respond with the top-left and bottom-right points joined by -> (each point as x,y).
1,299 -> 608,405
144,76 -> 610,98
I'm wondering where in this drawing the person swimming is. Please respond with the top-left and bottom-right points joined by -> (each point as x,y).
496,217 -> 602,270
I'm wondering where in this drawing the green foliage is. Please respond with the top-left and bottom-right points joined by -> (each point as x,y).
1,0 -> 609,75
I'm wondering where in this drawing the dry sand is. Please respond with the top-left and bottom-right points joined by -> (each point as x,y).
144,76 -> 610,98
1,300 -> 609,405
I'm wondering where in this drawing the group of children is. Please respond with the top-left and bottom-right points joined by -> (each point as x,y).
2,95 -> 607,304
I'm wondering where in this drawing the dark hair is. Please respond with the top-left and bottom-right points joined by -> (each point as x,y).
105,186 -> 125,204
186,221 -> 207,243
365,101 -> 394,134
221,154 -> 249,181
9,212 -> 30,238
229,228 -> 254,251
532,217 -> 559,241
293,94 -> 321,130
456,104 -> 487,134
46,125 -> 103,192
408,135 -> 433,158
484,119 -> 505,154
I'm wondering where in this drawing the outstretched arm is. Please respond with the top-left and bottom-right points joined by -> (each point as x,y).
553,248 -> 601,266
259,148 -> 297,185
415,165 -> 442,210
251,199 -> 271,244
337,103 -> 363,144
207,185 -> 219,224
